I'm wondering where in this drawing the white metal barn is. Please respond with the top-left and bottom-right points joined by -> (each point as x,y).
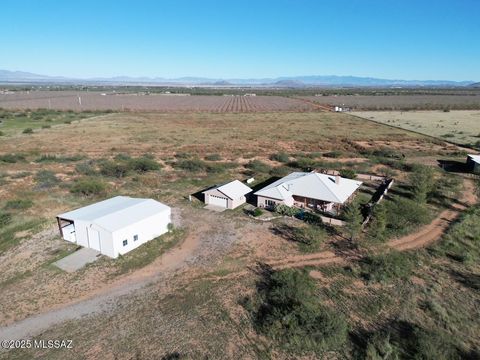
202,180 -> 252,209
56,196 -> 171,258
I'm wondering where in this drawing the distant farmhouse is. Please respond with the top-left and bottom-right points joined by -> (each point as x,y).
57,196 -> 171,258
203,180 -> 252,210
467,154 -> 480,174
254,172 -> 362,213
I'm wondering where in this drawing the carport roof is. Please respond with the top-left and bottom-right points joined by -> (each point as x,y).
57,196 -> 170,232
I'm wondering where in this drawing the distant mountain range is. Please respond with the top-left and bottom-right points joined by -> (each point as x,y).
0,69 -> 476,87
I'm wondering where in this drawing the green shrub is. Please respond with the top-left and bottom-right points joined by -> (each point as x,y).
22,128 -> 33,134
41,124 -> 51,129
324,151 -> 342,158
0,131 -> 4,136
274,204 -> 300,217
292,226 -> 326,252
344,201 -> 363,240
99,160 -> 131,178
409,165 -> 435,203
114,153 -> 131,161
64,120 -> 72,124
70,178 -> 106,196
246,160 -> 271,173
205,162 -> 236,173
270,152 -> 289,163
253,208 -> 263,217
361,251 -> 415,283
75,161 -> 97,176
433,205 -> 480,265
174,158 -> 208,172
128,157 -> 161,172
288,157 -> 315,171
339,168 -> 357,179
4,199 -> 33,210
205,153 -> 222,161
269,166 -> 291,177
368,203 -> 387,242
35,170 -> 59,189
0,153 -> 26,163
174,152 -> 192,159
35,154 -> 58,163
385,197 -> 430,235
364,332 -> 399,360
253,269 -> 348,354
0,212 -> 12,227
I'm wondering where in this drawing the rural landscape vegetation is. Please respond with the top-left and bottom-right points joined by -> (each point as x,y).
0,85 -> 479,359
1,1 -> 480,359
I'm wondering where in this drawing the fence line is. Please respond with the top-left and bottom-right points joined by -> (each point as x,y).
362,178 -> 395,227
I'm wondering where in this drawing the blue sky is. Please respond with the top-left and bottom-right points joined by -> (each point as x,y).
1,0 -> 479,80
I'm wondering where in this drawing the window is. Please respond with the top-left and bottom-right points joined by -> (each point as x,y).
123,239 -> 128,246
133,234 -> 138,241
266,199 -> 276,208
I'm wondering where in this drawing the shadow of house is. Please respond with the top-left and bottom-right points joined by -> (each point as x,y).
246,176 -> 281,206
437,159 -> 470,173
191,185 -> 217,202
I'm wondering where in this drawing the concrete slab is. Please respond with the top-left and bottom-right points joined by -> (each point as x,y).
54,247 -> 101,272
204,204 -> 226,212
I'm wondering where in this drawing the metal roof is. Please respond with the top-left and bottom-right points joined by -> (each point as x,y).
57,196 -> 170,232
204,180 -> 252,199
468,154 -> 480,164
254,172 -> 362,204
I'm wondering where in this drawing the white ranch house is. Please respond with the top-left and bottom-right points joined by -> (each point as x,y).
57,196 -> 171,258
203,180 -> 252,209
255,172 -> 362,213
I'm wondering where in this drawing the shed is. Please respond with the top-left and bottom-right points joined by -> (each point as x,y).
56,196 -> 171,258
467,154 -> 480,174
203,180 -> 252,209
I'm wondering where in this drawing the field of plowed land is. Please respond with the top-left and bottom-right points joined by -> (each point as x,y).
0,91 -> 317,112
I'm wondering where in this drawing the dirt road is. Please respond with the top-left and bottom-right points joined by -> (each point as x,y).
267,178 -> 477,269
0,179 -> 476,342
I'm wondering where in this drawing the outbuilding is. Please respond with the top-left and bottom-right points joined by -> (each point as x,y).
203,180 -> 252,209
467,154 -> 480,174
56,196 -> 171,258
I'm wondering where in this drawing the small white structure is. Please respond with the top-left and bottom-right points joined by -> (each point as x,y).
467,154 -> 480,174
203,180 -> 252,209
56,196 -> 171,258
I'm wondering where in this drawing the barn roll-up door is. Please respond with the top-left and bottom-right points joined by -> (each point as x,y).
209,195 -> 228,208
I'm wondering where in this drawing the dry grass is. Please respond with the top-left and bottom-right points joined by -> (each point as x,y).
352,110 -> 480,145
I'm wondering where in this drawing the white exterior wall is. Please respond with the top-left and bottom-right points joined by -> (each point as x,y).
62,220 -> 115,257
71,220 -> 89,248
257,196 -> 293,208
230,195 -> 246,209
111,209 -> 171,258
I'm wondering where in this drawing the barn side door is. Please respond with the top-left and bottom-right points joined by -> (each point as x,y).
87,227 -> 101,252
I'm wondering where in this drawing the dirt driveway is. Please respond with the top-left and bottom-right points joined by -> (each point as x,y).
0,206 -> 251,341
